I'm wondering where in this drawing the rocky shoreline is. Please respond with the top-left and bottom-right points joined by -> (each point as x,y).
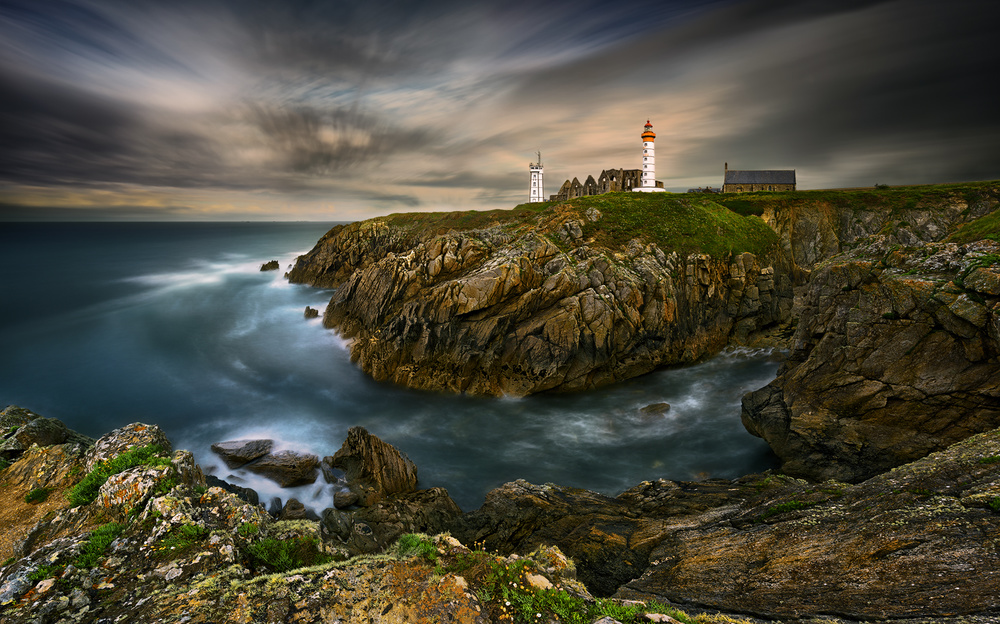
3,406 -> 1000,623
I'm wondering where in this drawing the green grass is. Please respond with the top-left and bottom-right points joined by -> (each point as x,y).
75,523 -> 124,568
66,444 -> 172,507
154,524 -> 208,557
24,488 -> 50,504
394,533 -> 438,562
572,193 -> 780,257
244,536 -> 332,573
948,207 -> 1000,244
759,500 -> 814,520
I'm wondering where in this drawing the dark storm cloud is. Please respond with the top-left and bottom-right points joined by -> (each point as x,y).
245,103 -> 435,176
1,0 -> 997,219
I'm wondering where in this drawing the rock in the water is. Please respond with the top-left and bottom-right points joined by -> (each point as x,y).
211,439 -> 273,469
329,426 -> 417,504
245,450 -> 319,488
638,403 -> 670,419
304,306 -> 319,318
260,260 -> 280,271
205,474 -> 260,507
278,497 -> 317,521
333,490 -> 358,509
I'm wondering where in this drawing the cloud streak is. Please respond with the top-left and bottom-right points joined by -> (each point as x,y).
0,0 -> 997,220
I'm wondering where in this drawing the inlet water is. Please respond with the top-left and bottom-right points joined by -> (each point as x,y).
0,222 -> 780,511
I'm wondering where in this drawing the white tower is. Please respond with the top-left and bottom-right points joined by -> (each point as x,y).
634,120 -> 665,193
528,152 -> 544,202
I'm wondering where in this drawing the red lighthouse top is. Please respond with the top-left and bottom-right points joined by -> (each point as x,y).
641,120 -> 656,141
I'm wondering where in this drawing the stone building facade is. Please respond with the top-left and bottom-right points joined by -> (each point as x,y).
550,168 -> 661,201
722,163 -> 796,193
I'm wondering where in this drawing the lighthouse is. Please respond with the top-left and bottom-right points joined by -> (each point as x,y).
528,152 -> 544,202
633,120 -> 665,193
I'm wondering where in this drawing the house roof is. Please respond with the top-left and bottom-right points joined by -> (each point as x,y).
724,170 -> 796,185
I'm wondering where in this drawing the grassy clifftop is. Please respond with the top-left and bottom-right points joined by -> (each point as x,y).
378,181 -> 999,261
382,192 -> 780,258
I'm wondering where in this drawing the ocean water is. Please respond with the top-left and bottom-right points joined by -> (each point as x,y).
0,222 -> 781,511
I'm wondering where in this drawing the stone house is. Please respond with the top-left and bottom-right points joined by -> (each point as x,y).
722,164 -> 796,193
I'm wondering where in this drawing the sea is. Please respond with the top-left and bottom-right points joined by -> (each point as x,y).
0,222 -> 781,512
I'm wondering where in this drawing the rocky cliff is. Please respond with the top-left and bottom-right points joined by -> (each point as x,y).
741,212 -> 1000,482
289,194 -> 793,396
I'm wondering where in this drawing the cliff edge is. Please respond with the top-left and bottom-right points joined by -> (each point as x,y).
289,194 -> 792,396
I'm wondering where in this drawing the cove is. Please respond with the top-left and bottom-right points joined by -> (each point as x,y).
0,222 -> 779,510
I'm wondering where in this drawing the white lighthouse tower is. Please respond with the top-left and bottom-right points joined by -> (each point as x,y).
528,152 -> 544,202
634,120 -> 665,193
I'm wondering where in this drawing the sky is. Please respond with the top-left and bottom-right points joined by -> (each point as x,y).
0,0 -> 998,221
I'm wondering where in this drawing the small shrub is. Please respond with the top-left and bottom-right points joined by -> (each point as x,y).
0,458 -> 10,472
395,533 -> 437,562
155,524 -> 208,556
882,311 -> 901,320
237,522 -> 259,538
75,523 -> 124,568
28,565 -> 62,582
989,497 -> 1000,512
760,500 -> 813,520
67,444 -> 172,507
24,488 -> 50,504
245,536 -> 331,573
978,455 -> 1000,465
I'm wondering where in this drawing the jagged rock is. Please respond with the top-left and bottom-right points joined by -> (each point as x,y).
287,206 -> 793,396
321,487 -> 462,554
244,450 -> 319,488
0,407 -> 94,461
205,474 -> 260,507
742,240 -> 1000,482
85,422 -> 172,472
260,259 -> 280,271
333,490 -> 358,509
210,438 -> 273,469
329,426 -> 417,504
638,403 -> 670,419
304,305 -> 319,318
279,498 -> 319,521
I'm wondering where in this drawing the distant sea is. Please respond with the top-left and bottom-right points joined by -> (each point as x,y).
0,222 -> 780,511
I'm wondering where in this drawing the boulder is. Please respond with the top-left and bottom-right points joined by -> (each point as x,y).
204,474 -> 260,507
304,306 -> 319,319
259,260 -> 280,271
210,439 -> 273,469
328,427 -> 417,504
321,487 -> 462,554
278,498 -> 319,521
244,450 -> 319,488
85,423 -> 172,472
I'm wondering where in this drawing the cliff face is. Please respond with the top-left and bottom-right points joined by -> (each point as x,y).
754,183 -> 1000,274
741,234 -> 1000,482
289,196 -> 792,396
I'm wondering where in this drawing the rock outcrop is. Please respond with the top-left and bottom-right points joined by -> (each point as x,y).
455,425 -> 1000,620
288,198 -> 792,396
758,183 -> 1000,275
742,238 -> 1000,482
321,427 -> 461,554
